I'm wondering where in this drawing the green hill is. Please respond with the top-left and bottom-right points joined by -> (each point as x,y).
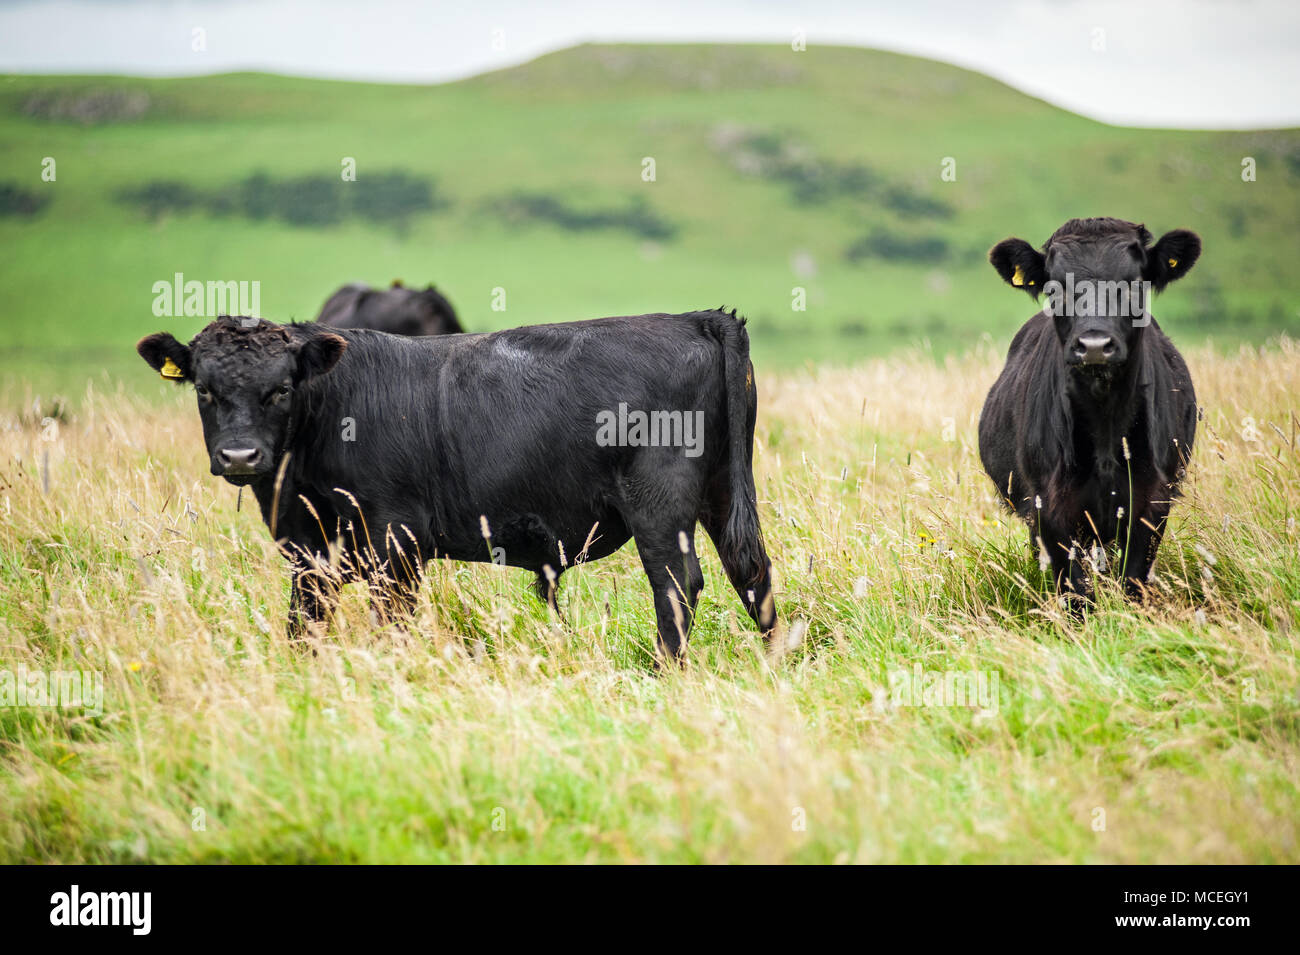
2,43 -> 1297,395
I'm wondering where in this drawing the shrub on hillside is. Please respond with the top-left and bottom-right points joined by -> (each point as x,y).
0,182 -> 51,218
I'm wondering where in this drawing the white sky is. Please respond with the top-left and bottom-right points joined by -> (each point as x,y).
0,0 -> 1296,129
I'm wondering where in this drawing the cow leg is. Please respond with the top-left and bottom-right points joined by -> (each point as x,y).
631,523 -> 705,665
1119,502 -> 1170,599
288,569 -> 337,643
1040,527 -> 1089,614
371,569 -> 421,628
531,569 -> 563,618
699,496 -> 776,643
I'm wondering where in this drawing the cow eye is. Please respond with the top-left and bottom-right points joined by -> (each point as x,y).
195,383 -> 212,400
270,384 -> 292,402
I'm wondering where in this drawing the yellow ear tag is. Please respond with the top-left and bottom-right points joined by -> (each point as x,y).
160,356 -> 184,380
1011,264 -> 1026,287
1167,257 -> 1178,269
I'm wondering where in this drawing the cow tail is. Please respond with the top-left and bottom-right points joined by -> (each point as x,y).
713,310 -> 768,588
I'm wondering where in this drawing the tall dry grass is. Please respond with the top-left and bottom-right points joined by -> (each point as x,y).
0,338 -> 1296,862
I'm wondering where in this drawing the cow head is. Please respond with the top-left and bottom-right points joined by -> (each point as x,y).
421,286 -> 463,335
137,318 -> 346,485
990,218 -> 1200,373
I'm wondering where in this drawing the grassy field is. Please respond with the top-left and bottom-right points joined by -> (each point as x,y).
2,42 -> 1299,395
1,42 -> 1297,863
0,338 -> 1296,863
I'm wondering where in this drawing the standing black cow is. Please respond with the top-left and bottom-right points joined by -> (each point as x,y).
137,310 -> 775,661
978,217 -> 1201,603
315,281 -> 463,336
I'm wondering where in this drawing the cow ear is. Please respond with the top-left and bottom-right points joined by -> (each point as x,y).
1145,229 -> 1201,292
137,332 -> 192,383
293,331 -> 347,381
989,238 -> 1047,296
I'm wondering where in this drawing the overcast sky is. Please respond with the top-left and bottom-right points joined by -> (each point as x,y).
1,0 -> 1296,129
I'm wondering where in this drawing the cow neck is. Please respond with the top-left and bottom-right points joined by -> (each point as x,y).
1064,334 -> 1146,482
249,400 -> 305,532
280,399 -> 302,461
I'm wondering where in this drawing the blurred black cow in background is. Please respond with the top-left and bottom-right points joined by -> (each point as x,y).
316,280 -> 463,336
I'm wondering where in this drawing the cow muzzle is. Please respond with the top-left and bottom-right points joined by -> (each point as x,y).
1070,333 -> 1120,366
214,445 -> 265,480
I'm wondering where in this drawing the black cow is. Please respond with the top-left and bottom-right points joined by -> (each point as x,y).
137,310 -> 775,661
978,217 -> 1201,604
315,281 -> 463,336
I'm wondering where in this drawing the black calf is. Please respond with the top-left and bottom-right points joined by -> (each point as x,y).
138,310 -> 775,661
979,217 -> 1200,603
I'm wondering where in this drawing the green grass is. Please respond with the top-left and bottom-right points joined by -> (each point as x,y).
2,43 -> 1299,399
0,42 -> 1297,863
0,342 -> 1296,863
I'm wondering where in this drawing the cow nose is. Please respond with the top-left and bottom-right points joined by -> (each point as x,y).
219,447 -> 261,471
1073,334 -> 1117,365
